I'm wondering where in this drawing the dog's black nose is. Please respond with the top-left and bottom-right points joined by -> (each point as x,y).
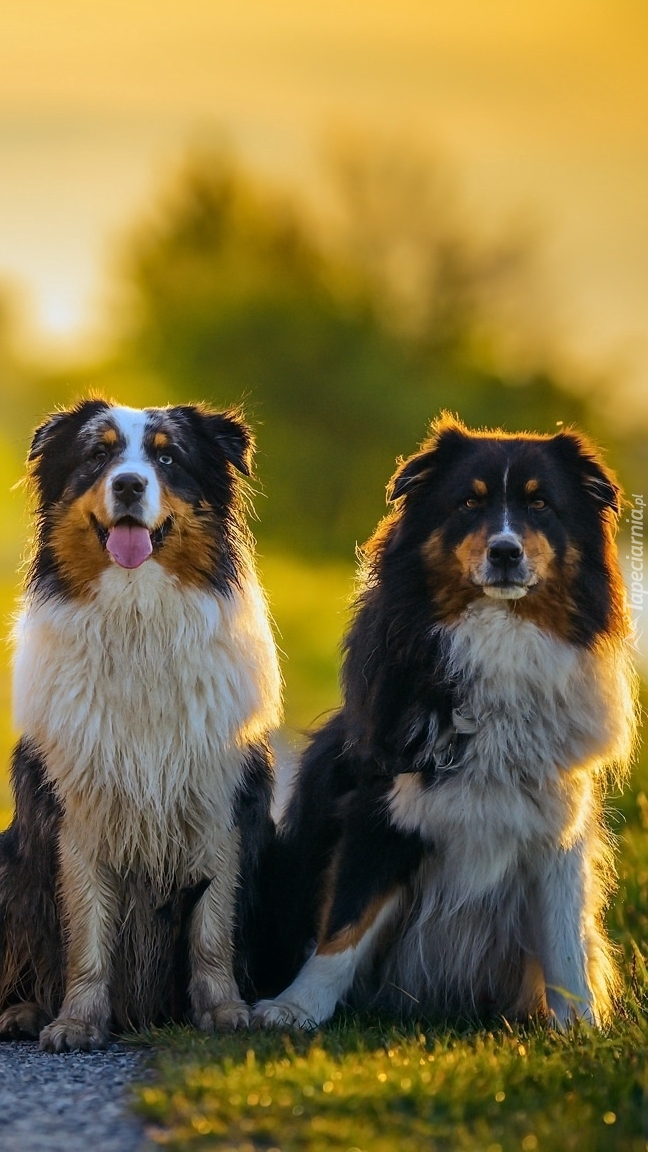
487,535 -> 523,567
112,473 -> 147,507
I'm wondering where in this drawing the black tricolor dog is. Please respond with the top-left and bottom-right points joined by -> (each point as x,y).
0,399 -> 282,1050
254,415 -> 637,1029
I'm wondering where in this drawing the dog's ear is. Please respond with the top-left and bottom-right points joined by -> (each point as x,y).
388,416 -> 470,502
29,412 -> 71,463
173,405 -> 254,476
582,463 -> 621,517
28,399 -> 111,505
29,399 -> 110,464
551,430 -> 621,517
204,410 -> 254,477
388,450 -> 438,501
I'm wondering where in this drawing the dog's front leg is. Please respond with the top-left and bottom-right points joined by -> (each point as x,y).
252,785 -> 424,1030
40,826 -> 119,1052
535,840 -> 597,1028
189,827 -> 249,1031
252,881 -> 403,1030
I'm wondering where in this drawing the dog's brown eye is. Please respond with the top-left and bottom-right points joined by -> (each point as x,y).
464,497 -> 480,508
529,498 -> 547,510
92,447 -> 108,464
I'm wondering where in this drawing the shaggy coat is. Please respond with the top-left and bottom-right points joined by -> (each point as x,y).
253,416 -> 637,1029
0,399 -> 281,1051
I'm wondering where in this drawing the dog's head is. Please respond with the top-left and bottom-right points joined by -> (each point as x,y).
384,414 -> 625,642
28,398 -> 253,597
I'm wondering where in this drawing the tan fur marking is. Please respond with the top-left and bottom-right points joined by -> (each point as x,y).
50,487 -> 112,597
421,528 -> 486,622
454,527 -> 490,578
318,892 -> 397,955
51,484 -> 226,596
315,848 -> 340,945
513,540 -> 579,639
153,432 -> 170,450
473,479 -> 487,497
521,528 -> 556,582
524,479 -> 540,495
155,492 -> 220,587
101,428 -> 119,445
601,522 -> 630,639
513,953 -> 547,1018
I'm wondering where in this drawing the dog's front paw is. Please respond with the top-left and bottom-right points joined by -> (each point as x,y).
251,998 -> 319,1031
547,999 -> 597,1031
541,995 -> 594,1032
195,1000 -> 250,1032
0,1002 -> 50,1039
39,1017 -> 108,1052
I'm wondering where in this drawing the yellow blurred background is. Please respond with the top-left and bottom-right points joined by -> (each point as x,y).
1,0 -> 647,389
0,0 -> 647,819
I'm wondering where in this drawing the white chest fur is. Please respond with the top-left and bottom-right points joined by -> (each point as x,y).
390,600 -> 635,897
13,562 -> 282,878
446,600 -> 630,780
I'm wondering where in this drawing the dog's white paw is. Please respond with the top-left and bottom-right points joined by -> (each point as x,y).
195,1000 -> 250,1032
0,1002 -> 50,1039
39,1017 -> 108,1052
251,998 -> 319,1031
547,1001 -> 597,1031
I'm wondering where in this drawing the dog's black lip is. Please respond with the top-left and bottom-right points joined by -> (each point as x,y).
90,513 -> 109,547
151,517 -> 174,550
90,513 -> 174,551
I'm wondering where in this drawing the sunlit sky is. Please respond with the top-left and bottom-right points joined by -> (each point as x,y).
0,0 -> 647,391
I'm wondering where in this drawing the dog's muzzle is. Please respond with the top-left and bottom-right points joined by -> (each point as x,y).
482,533 -> 530,600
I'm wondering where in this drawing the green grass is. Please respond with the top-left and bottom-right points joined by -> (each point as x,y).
135,1008 -> 648,1151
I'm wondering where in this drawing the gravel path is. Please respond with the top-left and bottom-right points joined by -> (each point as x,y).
0,1040 -> 151,1151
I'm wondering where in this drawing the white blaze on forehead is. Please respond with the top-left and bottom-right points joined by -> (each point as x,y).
110,406 -> 151,460
104,406 -> 162,527
501,461 -> 511,534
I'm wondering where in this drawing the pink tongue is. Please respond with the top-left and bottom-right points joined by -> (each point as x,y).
106,524 -> 153,569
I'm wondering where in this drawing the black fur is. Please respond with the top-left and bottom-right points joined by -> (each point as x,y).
0,740 -> 64,1029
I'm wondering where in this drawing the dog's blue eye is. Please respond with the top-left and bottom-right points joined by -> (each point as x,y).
158,453 -> 174,466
